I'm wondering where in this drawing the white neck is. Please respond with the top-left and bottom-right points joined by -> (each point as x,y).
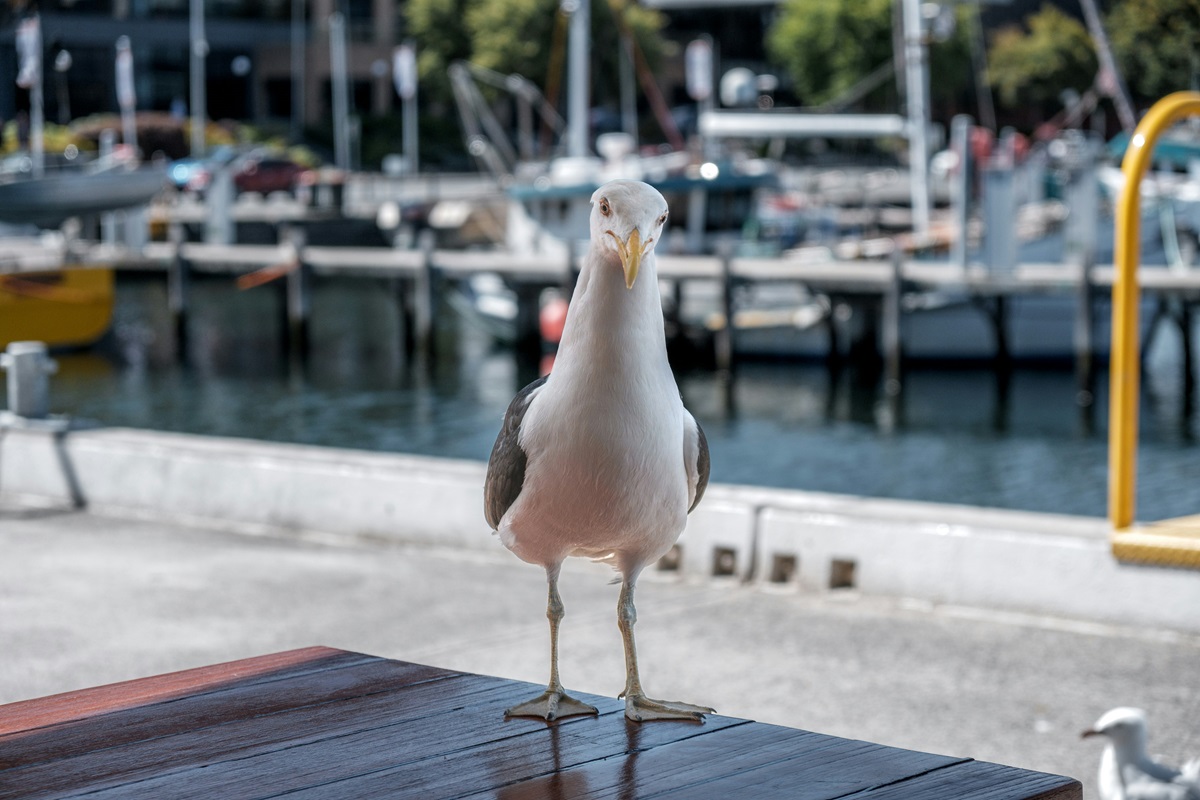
553,246 -> 669,381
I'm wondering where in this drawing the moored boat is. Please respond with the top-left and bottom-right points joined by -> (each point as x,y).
0,268 -> 115,350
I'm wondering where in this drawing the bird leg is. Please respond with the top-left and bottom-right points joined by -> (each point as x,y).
505,569 -> 598,721
617,579 -> 714,722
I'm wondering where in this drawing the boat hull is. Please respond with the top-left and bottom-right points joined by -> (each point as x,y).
0,269 -> 115,349
0,167 -> 166,227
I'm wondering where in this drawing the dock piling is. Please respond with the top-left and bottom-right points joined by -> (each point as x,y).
715,241 -> 736,374
167,222 -> 190,359
281,226 -> 312,359
883,248 -> 904,393
1074,255 -> 1096,406
413,230 -> 439,366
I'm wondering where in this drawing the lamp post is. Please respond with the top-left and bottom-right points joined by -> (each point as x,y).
393,42 -> 418,175
329,12 -> 350,171
15,15 -> 43,177
189,0 -> 208,157
53,49 -> 71,124
115,36 -> 137,155
232,55 -> 252,119
563,0 -> 589,158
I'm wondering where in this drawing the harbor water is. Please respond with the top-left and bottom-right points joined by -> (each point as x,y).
46,275 -> 1200,523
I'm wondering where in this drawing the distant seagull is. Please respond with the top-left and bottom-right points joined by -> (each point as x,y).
1083,707 -> 1200,800
485,180 -> 712,723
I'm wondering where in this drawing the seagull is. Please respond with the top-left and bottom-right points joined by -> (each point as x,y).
1083,707 -> 1200,800
484,179 -> 712,723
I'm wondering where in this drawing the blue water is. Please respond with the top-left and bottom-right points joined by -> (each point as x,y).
45,276 -> 1200,522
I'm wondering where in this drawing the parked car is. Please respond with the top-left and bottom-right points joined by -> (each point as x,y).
233,156 -> 313,195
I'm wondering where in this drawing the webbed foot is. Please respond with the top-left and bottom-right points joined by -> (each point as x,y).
624,693 -> 714,722
505,688 -> 599,721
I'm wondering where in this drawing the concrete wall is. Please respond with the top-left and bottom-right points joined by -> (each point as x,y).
3,425 -> 1197,634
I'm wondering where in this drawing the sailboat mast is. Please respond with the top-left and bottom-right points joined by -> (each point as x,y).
566,0 -> 590,158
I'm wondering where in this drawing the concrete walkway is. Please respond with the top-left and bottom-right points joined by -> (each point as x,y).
2,504 -> 1197,800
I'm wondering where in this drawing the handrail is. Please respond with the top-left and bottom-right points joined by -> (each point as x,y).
1108,91 -> 1200,530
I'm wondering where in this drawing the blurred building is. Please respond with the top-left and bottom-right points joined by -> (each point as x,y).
0,0 -> 400,133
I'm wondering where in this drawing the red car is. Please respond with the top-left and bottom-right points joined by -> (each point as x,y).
233,157 -> 313,195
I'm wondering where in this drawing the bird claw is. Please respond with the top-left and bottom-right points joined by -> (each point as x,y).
505,688 -> 599,721
625,693 -> 714,722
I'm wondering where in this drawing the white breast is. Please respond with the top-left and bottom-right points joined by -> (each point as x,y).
497,250 -> 689,573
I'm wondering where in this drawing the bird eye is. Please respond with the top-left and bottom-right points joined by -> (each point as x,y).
657,212 -> 668,226
599,198 -> 611,216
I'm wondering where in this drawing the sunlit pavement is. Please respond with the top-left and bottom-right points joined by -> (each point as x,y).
2,504 -> 1196,800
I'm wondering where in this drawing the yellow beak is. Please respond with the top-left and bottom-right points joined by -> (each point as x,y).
610,228 -> 643,289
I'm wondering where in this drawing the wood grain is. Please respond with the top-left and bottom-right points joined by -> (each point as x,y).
0,648 -> 1082,800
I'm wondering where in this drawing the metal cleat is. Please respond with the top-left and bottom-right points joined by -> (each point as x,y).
1,341 -> 69,432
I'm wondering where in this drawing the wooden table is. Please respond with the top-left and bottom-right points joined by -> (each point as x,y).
0,647 -> 1081,799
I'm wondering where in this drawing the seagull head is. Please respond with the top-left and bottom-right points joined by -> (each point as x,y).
589,180 -> 669,290
1082,707 -> 1149,752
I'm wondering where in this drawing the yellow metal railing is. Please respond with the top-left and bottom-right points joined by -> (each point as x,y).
1108,91 -> 1200,568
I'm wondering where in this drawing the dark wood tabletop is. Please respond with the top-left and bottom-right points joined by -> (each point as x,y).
0,646 -> 1081,799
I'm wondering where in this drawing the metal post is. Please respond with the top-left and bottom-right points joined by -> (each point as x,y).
1109,92 -> 1200,531
413,229 -> 438,366
715,242 -> 735,373
565,0 -> 590,158
393,43 -> 419,173
99,129 -> 117,244
115,36 -> 138,155
284,227 -> 312,359
1,341 -> 57,419
1078,0 -> 1137,134
1074,250 -> 1095,412
54,49 -> 72,124
29,27 -> 44,179
205,167 -> 234,245
168,222 -> 190,358
15,15 -> 44,175
900,0 -> 930,242
883,248 -> 904,393
329,12 -> 351,171
950,115 -> 972,269
619,32 -> 638,142
189,0 -> 207,157
402,46 -> 418,175
982,162 -> 1017,273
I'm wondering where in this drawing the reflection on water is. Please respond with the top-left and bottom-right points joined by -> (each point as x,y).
46,276 -> 1200,522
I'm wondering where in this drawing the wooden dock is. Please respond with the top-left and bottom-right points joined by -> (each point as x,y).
131,238 -> 1200,372
0,646 -> 1080,799
5,234 -> 1199,378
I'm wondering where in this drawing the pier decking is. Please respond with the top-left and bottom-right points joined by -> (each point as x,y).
9,234 -> 1197,371
0,646 -> 1081,799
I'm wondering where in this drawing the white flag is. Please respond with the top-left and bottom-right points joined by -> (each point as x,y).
393,44 -> 416,101
116,36 -> 136,110
15,16 -> 41,91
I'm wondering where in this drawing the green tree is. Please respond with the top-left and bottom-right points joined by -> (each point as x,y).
987,5 -> 1097,110
467,0 -> 667,108
406,0 -> 475,108
765,0 -> 973,113
1107,0 -> 1200,102
408,0 -> 667,111
766,0 -> 896,108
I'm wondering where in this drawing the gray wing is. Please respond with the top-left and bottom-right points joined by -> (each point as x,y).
484,375 -> 548,530
683,410 -> 710,513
